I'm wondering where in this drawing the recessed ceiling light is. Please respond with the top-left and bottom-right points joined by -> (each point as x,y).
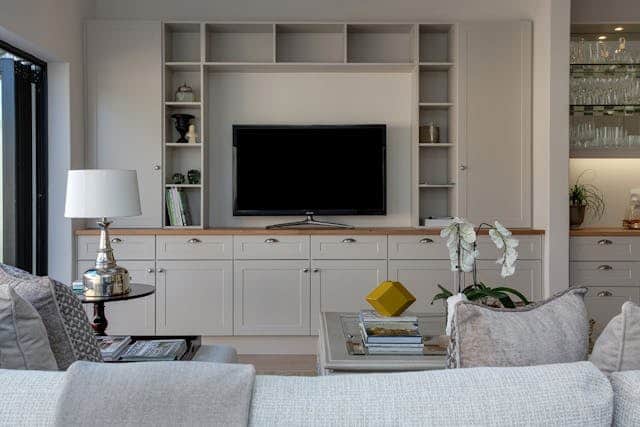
614,27 -> 624,32
598,35 -> 607,40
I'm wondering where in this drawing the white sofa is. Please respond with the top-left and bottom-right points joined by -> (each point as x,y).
1,361 -> 635,426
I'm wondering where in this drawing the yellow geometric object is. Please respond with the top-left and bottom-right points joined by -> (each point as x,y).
365,281 -> 416,317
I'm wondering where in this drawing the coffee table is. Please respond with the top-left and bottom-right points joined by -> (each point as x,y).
317,311 -> 447,375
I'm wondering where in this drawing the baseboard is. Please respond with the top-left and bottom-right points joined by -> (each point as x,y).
202,336 -> 318,355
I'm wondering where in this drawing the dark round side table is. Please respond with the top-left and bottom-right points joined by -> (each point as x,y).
77,283 -> 155,336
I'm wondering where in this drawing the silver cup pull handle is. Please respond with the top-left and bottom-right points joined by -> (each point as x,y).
341,238 -> 356,244
597,239 -> 613,245
264,238 -> 279,244
157,268 -> 165,273
303,268 -> 309,273
187,238 -> 202,244
597,290 -> 613,297
146,268 -> 154,273
597,264 -> 613,271
110,237 -> 122,244
419,238 -> 434,244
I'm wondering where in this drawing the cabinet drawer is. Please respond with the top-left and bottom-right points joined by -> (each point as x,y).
570,237 -> 640,261
77,235 -> 155,260
585,286 -> 640,340
311,236 -> 387,259
476,235 -> 542,260
570,262 -> 640,287
388,235 -> 448,260
234,236 -> 310,259
156,236 -> 232,260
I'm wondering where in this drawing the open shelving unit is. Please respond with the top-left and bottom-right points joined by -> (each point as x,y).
162,21 -> 457,228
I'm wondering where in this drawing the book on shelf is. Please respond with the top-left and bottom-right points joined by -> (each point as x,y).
359,321 -> 422,345
119,339 -> 188,362
96,336 -> 131,362
359,310 -> 418,324
165,187 -> 193,226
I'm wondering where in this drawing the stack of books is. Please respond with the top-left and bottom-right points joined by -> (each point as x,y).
96,336 -> 132,362
358,310 -> 423,355
119,339 -> 188,362
165,187 -> 193,226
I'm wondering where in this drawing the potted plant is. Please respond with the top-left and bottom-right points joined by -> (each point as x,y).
569,170 -> 605,229
430,218 -> 530,335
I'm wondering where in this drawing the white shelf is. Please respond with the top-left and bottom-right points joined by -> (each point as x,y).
165,143 -> 203,148
204,61 -> 416,73
165,101 -> 202,108
165,184 -> 202,188
419,184 -> 456,188
419,62 -> 454,70
165,62 -> 201,71
419,102 -> 453,109
419,143 -> 454,147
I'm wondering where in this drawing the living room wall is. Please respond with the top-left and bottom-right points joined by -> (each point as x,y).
0,0 -> 95,284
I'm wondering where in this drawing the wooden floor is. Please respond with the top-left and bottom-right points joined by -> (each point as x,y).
238,354 -> 317,376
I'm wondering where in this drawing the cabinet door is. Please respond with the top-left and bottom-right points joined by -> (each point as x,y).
234,260 -> 310,335
77,260 -> 156,335
85,21 -> 162,227
156,260 -> 233,335
465,260 -> 542,302
585,286 -> 640,341
388,260 -> 455,315
310,260 -> 387,332
458,21 -> 532,227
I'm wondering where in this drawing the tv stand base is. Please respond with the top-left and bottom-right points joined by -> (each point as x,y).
266,215 -> 354,229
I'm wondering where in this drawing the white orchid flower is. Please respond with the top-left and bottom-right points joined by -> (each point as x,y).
489,221 -> 519,278
441,217 -> 477,273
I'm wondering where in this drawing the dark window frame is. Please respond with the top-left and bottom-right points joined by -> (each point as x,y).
0,40 -> 47,275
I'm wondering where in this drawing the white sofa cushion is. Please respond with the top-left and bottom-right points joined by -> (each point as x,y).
590,301 -> 640,376
611,370 -> 640,426
250,362 -> 612,426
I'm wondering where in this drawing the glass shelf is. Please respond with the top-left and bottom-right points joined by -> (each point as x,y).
570,105 -> 640,115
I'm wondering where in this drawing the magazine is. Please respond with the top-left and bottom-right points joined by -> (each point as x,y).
96,336 -> 132,361
119,339 -> 188,362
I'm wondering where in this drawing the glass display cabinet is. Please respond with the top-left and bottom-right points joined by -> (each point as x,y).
570,24 -> 640,158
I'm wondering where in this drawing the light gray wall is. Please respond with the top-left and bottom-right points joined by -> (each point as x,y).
0,0 -> 95,283
572,0 -> 640,22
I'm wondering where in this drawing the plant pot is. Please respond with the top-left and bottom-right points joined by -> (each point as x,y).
570,205 -> 586,229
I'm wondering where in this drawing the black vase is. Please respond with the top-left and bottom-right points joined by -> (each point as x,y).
171,114 -> 195,143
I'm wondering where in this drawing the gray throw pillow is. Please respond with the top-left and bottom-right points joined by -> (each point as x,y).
590,301 -> 640,376
448,287 -> 589,369
0,264 -> 102,369
0,285 -> 58,370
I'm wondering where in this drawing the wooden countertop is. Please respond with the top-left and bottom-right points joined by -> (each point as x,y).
570,227 -> 640,236
76,227 -> 545,236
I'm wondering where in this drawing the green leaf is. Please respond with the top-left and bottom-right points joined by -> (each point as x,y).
492,287 -> 530,305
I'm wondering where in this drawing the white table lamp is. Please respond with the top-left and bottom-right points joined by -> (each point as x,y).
65,169 -> 141,296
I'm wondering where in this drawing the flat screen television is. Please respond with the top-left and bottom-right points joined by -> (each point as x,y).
233,124 -> 386,216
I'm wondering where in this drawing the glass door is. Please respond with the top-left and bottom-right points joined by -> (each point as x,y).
0,41 -> 47,274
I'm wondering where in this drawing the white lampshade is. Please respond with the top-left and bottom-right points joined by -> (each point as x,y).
64,169 -> 141,218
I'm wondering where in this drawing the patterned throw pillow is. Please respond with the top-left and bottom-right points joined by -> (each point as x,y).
447,287 -> 589,369
0,264 -> 102,369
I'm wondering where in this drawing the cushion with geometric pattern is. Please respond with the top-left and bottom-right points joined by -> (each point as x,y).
0,264 -> 102,369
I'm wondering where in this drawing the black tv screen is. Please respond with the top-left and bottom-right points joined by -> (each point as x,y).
233,124 -> 386,216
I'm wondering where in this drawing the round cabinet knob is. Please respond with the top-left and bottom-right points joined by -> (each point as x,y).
153,165 -> 161,171
459,164 -> 468,171
157,268 -> 165,273
146,268 -> 154,273
312,268 -> 319,273
303,268 -> 309,273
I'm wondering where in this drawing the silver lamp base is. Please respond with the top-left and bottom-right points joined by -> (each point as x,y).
83,265 -> 130,297
83,217 -> 131,297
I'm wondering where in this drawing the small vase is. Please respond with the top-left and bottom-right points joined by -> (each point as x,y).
570,205 -> 586,229
171,114 -> 195,143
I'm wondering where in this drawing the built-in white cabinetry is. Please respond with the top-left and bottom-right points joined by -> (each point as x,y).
76,231 -> 543,338
457,21 -> 532,227
570,236 -> 640,340
310,260 -> 387,332
234,260 -> 310,335
388,260 -> 455,314
156,260 -> 233,335
85,21 -> 163,227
